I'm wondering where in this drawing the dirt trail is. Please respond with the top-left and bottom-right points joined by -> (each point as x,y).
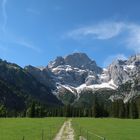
79,136 -> 87,140
54,119 -> 74,140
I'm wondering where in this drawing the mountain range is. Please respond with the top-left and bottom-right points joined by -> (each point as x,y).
0,53 -> 140,110
25,53 -> 140,106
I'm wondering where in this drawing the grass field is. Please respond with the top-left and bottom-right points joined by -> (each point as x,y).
72,118 -> 140,140
1,118 -> 140,140
0,118 -> 65,140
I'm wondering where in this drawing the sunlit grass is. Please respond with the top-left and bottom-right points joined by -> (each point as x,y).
0,118 -> 65,140
72,118 -> 140,140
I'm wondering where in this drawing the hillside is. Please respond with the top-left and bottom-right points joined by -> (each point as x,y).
0,59 -> 62,116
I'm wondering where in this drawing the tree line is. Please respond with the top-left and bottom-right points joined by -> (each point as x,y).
0,98 -> 140,119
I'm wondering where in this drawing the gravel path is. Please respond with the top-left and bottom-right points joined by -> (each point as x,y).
54,119 -> 74,140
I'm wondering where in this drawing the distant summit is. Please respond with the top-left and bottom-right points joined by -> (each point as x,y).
48,53 -> 102,73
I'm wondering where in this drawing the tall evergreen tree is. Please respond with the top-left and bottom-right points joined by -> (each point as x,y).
0,105 -> 6,117
118,100 -> 125,118
129,101 -> 139,119
111,101 -> 119,118
26,102 -> 36,117
92,95 -> 100,117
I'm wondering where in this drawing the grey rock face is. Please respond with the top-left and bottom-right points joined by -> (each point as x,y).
127,54 -> 140,65
107,60 -> 130,85
48,53 -> 102,72
25,65 -> 56,89
64,53 -> 102,73
47,53 -> 102,87
85,75 -> 99,86
48,56 -> 65,69
64,53 -> 90,66
106,54 -> 140,86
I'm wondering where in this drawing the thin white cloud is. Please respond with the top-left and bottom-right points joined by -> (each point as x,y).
0,30 -> 41,53
125,24 -> 140,53
1,0 -> 8,32
26,8 -> 40,15
103,54 -> 127,67
68,21 -> 125,40
7,32 -> 42,53
67,21 -> 140,53
14,38 -> 42,53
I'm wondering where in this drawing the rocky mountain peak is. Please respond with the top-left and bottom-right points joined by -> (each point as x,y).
48,53 -> 102,73
127,54 -> 140,65
48,56 -> 65,69
106,54 -> 140,86
64,53 -> 91,67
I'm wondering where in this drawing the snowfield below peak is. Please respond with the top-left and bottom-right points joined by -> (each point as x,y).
56,79 -> 117,96
76,79 -> 117,93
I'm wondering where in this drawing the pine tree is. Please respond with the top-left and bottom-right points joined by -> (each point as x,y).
0,105 -> 6,117
129,101 -> 138,119
92,95 -> 100,117
118,100 -> 125,118
111,101 -> 119,118
26,102 -> 36,117
124,103 -> 129,118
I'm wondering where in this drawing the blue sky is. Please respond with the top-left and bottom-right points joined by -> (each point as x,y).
0,0 -> 140,67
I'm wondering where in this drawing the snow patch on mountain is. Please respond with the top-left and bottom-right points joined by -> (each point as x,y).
123,64 -> 135,71
76,79 -> 117,93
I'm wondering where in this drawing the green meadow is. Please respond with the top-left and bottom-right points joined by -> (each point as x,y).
72,118 -> 140,140
0,118 -> 65,140
0,118 -> 140,140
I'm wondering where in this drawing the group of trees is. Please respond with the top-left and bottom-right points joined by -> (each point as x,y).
111,99 -> 140,119
0,98 -> 140,119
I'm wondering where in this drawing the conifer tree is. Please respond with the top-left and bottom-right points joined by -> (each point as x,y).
129,101 -> 138,119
